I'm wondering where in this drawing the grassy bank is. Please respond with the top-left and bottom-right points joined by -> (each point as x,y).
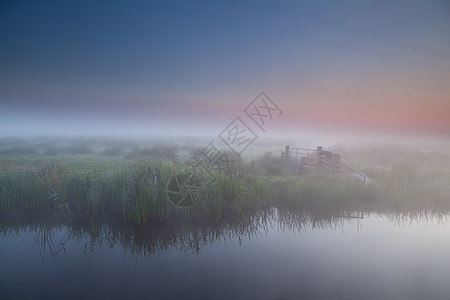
1,150 -> 449,225
0,156 -> 271,224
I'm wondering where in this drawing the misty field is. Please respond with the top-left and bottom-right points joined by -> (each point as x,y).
1,137 -> 449,225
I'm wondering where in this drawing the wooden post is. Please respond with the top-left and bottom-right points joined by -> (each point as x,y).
316,146 -> 322,171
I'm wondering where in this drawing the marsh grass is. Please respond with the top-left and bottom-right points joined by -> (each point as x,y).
1,148 -> 449,225
373,160 -> 450,212
274,172 -> 375,212
0,158 -> 268,224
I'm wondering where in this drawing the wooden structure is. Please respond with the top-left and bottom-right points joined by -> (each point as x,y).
281,145 -> 375,184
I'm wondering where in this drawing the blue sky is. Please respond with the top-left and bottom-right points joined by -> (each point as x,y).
1,0 -> 449,136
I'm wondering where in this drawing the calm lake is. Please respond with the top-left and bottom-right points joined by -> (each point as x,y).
1,210 -> 450,299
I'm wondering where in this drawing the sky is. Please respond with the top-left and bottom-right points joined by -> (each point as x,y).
1,0 -> 449,138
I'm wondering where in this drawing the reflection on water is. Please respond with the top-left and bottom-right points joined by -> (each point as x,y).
1,209 -> 450,299
0,209 -> 377,260
1,210 -> 275,261
1,209 -> 449,261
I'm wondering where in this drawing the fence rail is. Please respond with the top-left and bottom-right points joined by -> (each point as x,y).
281,145 -> 375,184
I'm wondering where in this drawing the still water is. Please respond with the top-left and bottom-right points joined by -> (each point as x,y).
1,211 -> 450,299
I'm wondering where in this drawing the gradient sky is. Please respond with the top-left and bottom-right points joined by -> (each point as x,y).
1,0 -> 449,137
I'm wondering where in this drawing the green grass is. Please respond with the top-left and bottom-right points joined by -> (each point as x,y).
0,156 -> 268,224
1,148 -> 450,225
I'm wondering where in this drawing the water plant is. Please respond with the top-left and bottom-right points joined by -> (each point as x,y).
1,147 -> 449,225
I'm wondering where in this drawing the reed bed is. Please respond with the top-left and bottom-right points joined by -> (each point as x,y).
1,153 -> 449,225
0,158 -> 269,224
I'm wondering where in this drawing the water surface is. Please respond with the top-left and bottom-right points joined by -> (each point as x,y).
1,211 -> 450,299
